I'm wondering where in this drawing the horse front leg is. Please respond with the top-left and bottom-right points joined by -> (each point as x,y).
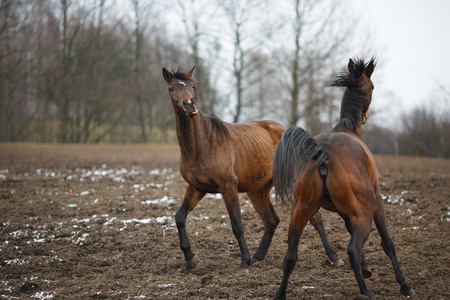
221,181 -> 252,269
175,184 -> 205,269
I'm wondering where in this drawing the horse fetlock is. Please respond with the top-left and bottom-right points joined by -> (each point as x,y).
362,265 -> 373,278
252,252 -> 265,261
179,242 -> 191,254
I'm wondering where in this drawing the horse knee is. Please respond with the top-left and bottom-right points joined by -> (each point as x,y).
347,244 -> 362,266
347,245 -> 356,259
274,213 -> 280,227
175,209 -> 186,227
264,216 -> 279,235
283,251 -> 298,274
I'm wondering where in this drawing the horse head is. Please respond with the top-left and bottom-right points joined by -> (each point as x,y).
163,67 -> 199,118
347,58 -> 375,124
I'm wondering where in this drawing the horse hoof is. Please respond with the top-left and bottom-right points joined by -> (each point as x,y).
400,283 -> 413,296
238,259 -> 251,269
332,259 -> 344,267
186,256 -> 198,269
362,265 -> 373,278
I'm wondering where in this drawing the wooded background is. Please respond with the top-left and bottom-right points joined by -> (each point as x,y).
1,0 -> 449,157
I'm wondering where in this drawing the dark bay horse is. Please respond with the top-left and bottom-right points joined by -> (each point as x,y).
162,67 -> 342,269
273,58 -> 412,299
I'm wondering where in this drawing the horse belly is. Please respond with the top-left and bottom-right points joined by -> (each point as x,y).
234,154 -> 273,192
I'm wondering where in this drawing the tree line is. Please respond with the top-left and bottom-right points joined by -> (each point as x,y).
1,0 -> 448,157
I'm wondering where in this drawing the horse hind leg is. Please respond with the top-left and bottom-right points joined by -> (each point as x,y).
275,174 -> 322,300
374,209 -> 413,296
341,215 -> 373,278
309,211 -> 343,266
346,218 -> 372,298
246,181 -> 280,261
175,185 -> 205,269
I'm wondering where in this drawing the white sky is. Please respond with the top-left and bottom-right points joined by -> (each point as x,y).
351,0 -> 450,123
122,0 -> 449,125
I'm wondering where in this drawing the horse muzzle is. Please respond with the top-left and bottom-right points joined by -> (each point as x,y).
183,99 -> 198,118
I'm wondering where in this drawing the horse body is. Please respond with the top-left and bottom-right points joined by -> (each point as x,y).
273,58 -> 412,299
177,112 -> 284,194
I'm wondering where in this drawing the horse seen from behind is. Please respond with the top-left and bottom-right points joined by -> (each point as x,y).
272,58 -> 413,299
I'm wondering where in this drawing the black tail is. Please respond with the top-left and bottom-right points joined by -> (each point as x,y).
273,127 -> 328,204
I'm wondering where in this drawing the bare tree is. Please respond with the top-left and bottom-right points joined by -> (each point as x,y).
129,0 -> 151,142
217,0 -> 269,122
276,0 -> 355,132
175,0 -> 221,114
398,87 -> 450,158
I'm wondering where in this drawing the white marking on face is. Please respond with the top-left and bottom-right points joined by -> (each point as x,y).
179,81 -> 186,86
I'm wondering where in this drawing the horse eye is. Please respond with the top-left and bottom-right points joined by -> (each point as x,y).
169,87 -> 174,92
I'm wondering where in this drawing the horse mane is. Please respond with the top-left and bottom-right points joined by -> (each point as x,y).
207,114 -> 230,135
171,68 -> 198,83
331,58 -> 374,132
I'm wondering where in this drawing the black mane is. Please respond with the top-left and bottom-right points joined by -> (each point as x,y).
330,58 -> 375,133
171,68 -> 197,82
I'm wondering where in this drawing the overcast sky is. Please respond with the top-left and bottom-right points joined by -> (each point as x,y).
350,0 -> 450,123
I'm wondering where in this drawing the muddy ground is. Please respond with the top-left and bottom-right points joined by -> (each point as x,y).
0,143 -> 449,299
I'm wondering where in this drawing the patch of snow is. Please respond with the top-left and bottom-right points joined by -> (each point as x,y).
157,283 -> 175,288
142,196 -> 175,205
31,292 -> 54,299
4,259 -> 30,266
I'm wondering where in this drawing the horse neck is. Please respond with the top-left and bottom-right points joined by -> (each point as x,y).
333,89 -> 364,138
174,109 -> 210,156
332,122 -> 363,138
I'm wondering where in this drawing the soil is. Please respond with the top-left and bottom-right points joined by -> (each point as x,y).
0,143 -> 449,299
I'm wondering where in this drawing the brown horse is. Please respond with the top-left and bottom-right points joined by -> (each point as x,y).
273,58 -> 413,298
162,67 -> 342,269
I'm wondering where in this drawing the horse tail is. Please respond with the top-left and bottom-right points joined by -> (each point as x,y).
273,127 -> 329,204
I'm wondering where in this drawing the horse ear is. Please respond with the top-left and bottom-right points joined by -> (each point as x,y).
348,59 -> 356,74
365,60 -> 375,78
162,68 -> 172,83
187,66 -> 195,78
